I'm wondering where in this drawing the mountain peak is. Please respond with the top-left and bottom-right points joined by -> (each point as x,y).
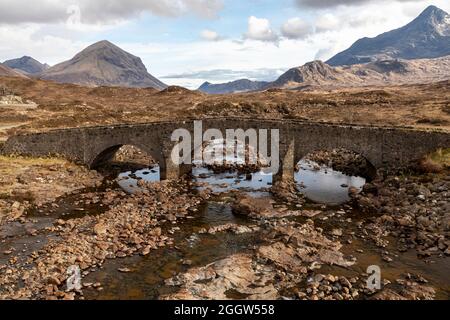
327,5 -> 450,66
40,41 -> 167,89
88,40 -> 116,49
410,5 -> 449,30
303,60 -> 329,69
3,56 -> 49,75
76,40 -> 125,57
96,40 -> 114,45
419,5 -> 446,18
269,60 -> 341,88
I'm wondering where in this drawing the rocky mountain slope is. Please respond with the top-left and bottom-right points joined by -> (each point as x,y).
0,64 -> 27,78
3,56 -> 49,75
40,40 -> 167,89
327,5 -> 450,66
198,79 -> 269,94
200,55 -> 450,93
268,61 -> 362,89
269,56 -> 450,90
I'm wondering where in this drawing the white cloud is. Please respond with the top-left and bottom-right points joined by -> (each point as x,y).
315,13 -> 340,32
0,24 -> 89,65
161,68 -> 286,89
124,39 -> 316,85
314,45 -> 338,61
162,68 -> 285,81
295,0 -> 424,9
200,29 -> 221,41
0,0 -> 223,25
244,16 -> 278,42
281,17 -> 312,39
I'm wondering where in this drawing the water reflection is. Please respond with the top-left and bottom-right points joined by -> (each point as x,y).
116,160 -> 365,205
193,167 -> 272,194
295,160 -> 366,205
117,167 -> 160,193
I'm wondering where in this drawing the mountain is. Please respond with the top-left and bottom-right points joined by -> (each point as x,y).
40,40 -> 167,89
0,63 -> 28,78
268,56 -> 450,90
3,56 -> 49,75
198,79 -> 269,94
197,55 -> 450,93
327,5 -> 450,66
268,61 -> 362,88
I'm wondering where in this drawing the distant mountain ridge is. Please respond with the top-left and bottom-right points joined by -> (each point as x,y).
3,56 -> 49,75
40,40 -> 167,89
327,5 -> 450,66
268,60 -> 359,88
197,55 -> 450,93
270,56 -> 450,89
199,79 -> 270,94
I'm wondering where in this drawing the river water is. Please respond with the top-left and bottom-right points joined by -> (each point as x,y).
117,160 -> 366,205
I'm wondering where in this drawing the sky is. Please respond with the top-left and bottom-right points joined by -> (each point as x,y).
0,0 -> 449,89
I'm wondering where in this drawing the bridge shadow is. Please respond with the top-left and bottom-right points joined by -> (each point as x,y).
92,145 -> 159,179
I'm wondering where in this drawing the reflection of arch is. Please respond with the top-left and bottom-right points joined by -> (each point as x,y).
295,148 -> 377,181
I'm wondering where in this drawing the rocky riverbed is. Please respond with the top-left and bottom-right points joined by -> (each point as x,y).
0,156 -> 102,224
0,155 -> 448,300
0,176 -> 207,299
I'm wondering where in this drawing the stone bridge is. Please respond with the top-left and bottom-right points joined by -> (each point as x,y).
2,117 -> 449,181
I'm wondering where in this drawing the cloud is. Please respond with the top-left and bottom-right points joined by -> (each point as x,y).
161,68 -> 286,81
313,3 -> 410,34
244,16 -> 278,42
125,38 -> 316,88
161,67 -> 286,89
295,0 -> 423,9
0,24 -> 89,66
200,29 -> 221,41
315,13 -> 340,32
0,0 -> 223,25
314,46 -> 337,60
281,17 -> 312,39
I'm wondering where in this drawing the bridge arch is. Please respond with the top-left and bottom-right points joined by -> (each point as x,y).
88,142 -> 165,173
294,142 -> 380,172
294,147 -> 377,181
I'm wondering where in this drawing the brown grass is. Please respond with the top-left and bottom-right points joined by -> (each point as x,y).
0,77 -> 450,135
418,157 -> 444,173
417,148 -> 450,173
